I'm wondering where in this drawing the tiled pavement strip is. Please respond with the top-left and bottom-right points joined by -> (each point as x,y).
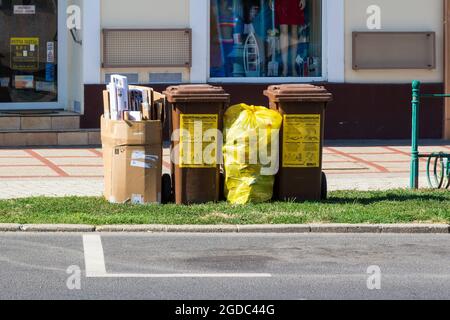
0,141 -> 449,199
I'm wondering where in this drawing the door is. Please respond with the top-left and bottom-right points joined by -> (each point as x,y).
0,0 -> 62,109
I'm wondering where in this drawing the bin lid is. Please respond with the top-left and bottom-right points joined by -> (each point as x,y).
264,84 -> 333,102
164,85 -> 230,103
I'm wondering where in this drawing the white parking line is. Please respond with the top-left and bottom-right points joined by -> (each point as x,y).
83,234 -> 107,277
89,273 -> 273,278
82,235 -> 272,278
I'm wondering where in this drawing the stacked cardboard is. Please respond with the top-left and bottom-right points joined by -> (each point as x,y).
101,76 -> 165,204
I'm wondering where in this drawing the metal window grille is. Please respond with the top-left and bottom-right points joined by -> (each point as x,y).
102,29 -> 192,68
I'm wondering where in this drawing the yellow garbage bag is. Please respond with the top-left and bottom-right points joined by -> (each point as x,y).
223,104 -> 282,204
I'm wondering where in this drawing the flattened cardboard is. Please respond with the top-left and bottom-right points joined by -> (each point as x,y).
103,90 -> 111,119
142,103 -> 151,120
103,88 -> 166,122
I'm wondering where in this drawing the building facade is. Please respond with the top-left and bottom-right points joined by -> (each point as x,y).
1,0 -> 449,140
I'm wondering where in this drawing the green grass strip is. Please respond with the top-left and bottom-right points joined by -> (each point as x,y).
0,189 -> 449,225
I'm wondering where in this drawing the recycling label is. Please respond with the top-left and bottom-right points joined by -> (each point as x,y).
179,114 -> 219,168
282,114 -> 321,168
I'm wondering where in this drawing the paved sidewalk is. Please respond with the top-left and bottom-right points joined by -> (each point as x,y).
0,141 -> 449,199
324,141 -> 450,191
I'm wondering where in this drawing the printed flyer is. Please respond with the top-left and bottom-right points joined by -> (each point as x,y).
10,37 -> 39,71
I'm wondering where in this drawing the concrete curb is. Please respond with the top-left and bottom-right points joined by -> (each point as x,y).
310,224 -> 383,234
96,225 -> 167,233
19,224 -> 96,233
237,224 -> 311,233
379,224 -> 450,234
1,223 -> 449,234
0,224 -> 21,232
165,225 -> 239,233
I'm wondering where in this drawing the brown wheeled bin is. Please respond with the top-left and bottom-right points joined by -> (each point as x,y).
264,84 -> 333,201
164,85 -> 230,205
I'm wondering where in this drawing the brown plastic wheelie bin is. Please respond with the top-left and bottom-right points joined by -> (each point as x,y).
164,85 -> 230,205
264,84 -> 333,201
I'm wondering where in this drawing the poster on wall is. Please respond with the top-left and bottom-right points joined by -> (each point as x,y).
10,37 -> 40,71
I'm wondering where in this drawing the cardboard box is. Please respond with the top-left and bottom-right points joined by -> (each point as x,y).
101,116 -> 162,204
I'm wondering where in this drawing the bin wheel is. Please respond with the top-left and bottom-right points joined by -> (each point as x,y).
219,171 -> 226,202
161,174 -> 173,204
321,172 -> 328,201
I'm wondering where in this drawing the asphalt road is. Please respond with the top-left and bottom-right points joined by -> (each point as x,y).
0,233 -> 450,300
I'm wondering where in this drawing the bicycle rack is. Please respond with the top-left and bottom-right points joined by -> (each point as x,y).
411,80 -> 450,189
426,153 -> 450,189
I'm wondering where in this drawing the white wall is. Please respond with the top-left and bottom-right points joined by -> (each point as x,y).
345,0 -> 443,83
67,0 -> 101,113
67,0 -> 84,112
101,0 -> 189,28
93,0 -> 444,85
99,0 -> 190,83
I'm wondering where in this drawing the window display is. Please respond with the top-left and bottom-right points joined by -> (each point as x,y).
210,0 -> 322,79
0,0 -> 58,104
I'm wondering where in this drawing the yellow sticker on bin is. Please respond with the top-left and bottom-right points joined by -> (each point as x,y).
283,114 -> 321,168
179,114 -> 219,168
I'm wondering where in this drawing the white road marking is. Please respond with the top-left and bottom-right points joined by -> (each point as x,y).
89,273 -> 272,278
82,235 -> 272,278
83,234 -> 107,277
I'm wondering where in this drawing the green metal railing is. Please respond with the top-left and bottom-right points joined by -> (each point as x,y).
410,80 -> 450,189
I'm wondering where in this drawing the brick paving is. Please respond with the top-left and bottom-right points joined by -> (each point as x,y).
0,141 -> 449,199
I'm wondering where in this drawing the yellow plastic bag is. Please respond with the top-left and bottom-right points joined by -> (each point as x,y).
223,104 -> 282,204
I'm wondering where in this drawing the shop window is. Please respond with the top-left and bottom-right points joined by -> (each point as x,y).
210,0 -> 322,79
0,0 -> 58,103
105,73 -> 139,84
149,72 -> 183,83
